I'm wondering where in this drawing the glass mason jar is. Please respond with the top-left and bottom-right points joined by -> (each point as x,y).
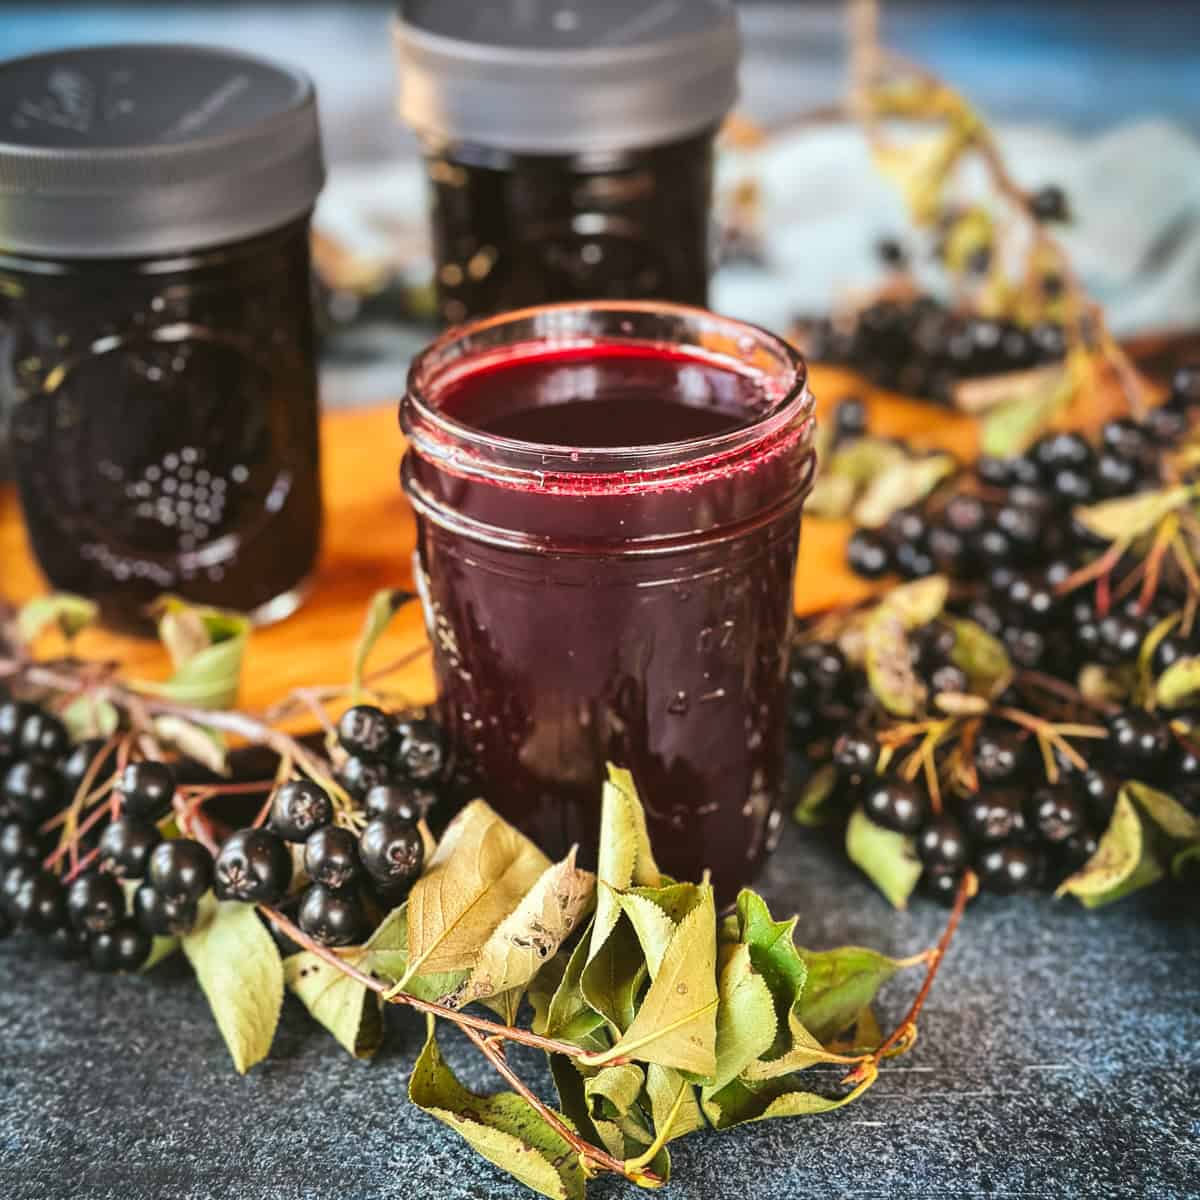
401,302 -> 816,901
394,0 -> 740,324
0,44 -> 326,631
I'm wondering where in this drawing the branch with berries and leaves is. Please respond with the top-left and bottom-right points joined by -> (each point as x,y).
793,0 -> 1151,449
0,588 -> 970,1199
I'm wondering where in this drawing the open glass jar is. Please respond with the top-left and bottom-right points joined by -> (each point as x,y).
0,45 -> 326,630
401,302 -> 816,901
393,0 -> 740,324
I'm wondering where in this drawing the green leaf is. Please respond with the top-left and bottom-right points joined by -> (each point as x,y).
17,593 -> 97,644
410,1019 -> 585,1200
147,601 -> 251,710
359,906 -> 469,1002
450,848 -> 595,1009
61,695 -> 120,742
1073,486 -> 1190,544
644,1063 -> 705,1143
584,1063 -> 644,1118
153,716 -> 228,775
615,891 -> 677,978
793,763 -> 841,827
862,580 -> 948,717
582,889 -> 719,1079
734,890 -> 808,1059
795,944 -> 903,1044
708,943 -> 777,1093
1172,843 -> 1200,878
352,588 -> 415,692
852,453 -> 956,530
181,895 -> 283,1073
701,1067 -> 876,1131
140,935 -> 180,972
980,364 -> 1074,457
1139,613 -> 1182,699
548,1056 -> 669,1180
536,927 -> 608,1046
284,950 -> 383,1059
949,618 -> 1013,698
1156,655 -> 1200,709
864,606 -> 926,717
401,800 -> 550,981
1056,792 -> 1163,907
824,437 -> 908,486
846,807 -> 923,910
581,916 -> 647,1037
589,765 -> 661,964
1124,780 -> 1200,843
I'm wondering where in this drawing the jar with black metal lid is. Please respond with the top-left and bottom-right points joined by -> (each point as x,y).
0,44 -> 326,631
393,0 -> 740,324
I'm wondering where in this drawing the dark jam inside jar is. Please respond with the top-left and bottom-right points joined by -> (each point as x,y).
3,220 -> 321,631
402,306 -> 815,902
426,132 -> 714,324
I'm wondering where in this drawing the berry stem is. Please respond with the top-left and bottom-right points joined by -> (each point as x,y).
258,904 -> 605,1063
853,867 -> 976,1076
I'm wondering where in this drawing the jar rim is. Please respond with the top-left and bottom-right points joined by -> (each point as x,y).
402,300 -> 813,488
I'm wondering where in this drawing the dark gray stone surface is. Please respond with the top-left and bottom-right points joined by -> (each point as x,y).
2,822 -> 1198,1200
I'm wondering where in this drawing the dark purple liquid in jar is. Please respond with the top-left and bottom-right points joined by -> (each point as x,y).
402,305 -> 815,902
425,133 -> 713,324
2,222 -> 321,631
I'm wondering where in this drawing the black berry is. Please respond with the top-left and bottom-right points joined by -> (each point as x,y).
1031,785 -> 1086,844
0,700 -> 35,758
338,755 -> 391,801
1030,184 -> 1070,223
213,828 -> 293,904
833,395 -> 869,443
918,816 -> 968,869
862,778 -> 928,834
846,528 -> 892,579
134,884 -> 198,936
98,816 -> 162,879
147,838 -> 214,903
3,761 -> 63,823
973,728 -> 1030,785
336,705 -> 395,762
977,842 -> 1043,893
0,820 -> 43,866
297,883 -> 368,947
303,825 -> 361,890
364,784 -> 430,823
61,739 -> 117,795
119,761 -> 177,819
1078,770 -> 1121,826
1107,710 -> 1170,772
961,788 -> 1028,843
392,719 -> 447,784
832,731 -> 877,782
18,710 -> 70,765
269,779 -> 334,843
359,815 -> 424,887
66,871 -> 126,934
923,865 -> 964,906
12,870 -> 68,933
89,919 -> 151,972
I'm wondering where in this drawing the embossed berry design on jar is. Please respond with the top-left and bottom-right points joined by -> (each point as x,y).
401,302 -> 816,902
0,45 -> 325,629
394,0 -> 740,323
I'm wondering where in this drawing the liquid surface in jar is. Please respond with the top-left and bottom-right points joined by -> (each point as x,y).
436,343 -> 767,449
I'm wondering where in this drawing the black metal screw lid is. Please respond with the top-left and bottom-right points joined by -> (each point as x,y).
0,43 -> 326,258
394,0 -> 740,155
